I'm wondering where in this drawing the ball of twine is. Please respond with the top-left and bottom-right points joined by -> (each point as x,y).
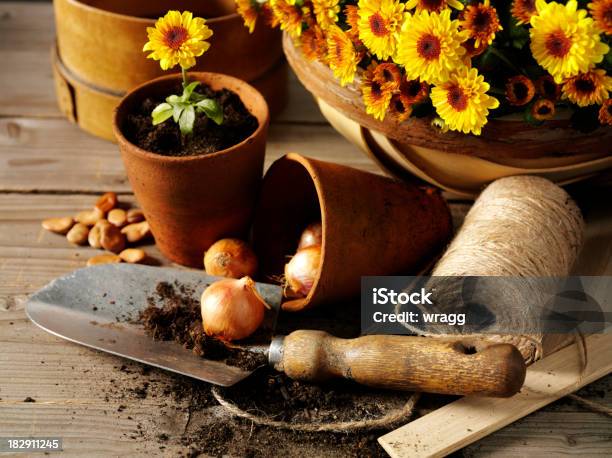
420,176 -> 584,363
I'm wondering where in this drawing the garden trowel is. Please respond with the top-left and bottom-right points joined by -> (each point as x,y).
26,264 -> 526,397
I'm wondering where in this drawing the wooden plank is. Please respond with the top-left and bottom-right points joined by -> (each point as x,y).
0,117 -> 377,193
378,333 -> 612,458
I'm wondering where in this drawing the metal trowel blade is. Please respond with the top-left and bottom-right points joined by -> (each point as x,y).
25,264 -> 283,386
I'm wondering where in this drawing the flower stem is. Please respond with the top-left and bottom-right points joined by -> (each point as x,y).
181,67 -> 188,88
487,47 -> 523,75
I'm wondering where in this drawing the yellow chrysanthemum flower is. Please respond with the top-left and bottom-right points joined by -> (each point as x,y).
357,0 -> 405,60
431,67 -> 499,135
143,11 -> 212,70
270,0 -> 306,38
313,0 -> 340,30
236,0 -> 259,34
530,0 -> 609,83
405,0 -> 464,13
362,64 -> 393,120
326,26 -> 359,86
562,69 -> 612,106
396,10 -> 468,85
588,0 -> 612,35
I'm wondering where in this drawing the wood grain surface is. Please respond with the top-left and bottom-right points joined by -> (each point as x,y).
0,2 -> 610,457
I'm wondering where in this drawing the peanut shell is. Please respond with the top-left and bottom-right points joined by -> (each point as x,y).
95,192 -> 118,213
119,248 -> 146,264
126,208 -> 145,224
66,223 -> 89,245
87,254 -> 122,266
75,207 -> 104,226
121,221 -> 151,243
42,217 -> 74,234
100,224 -> 126,253
108,208 -> 127,227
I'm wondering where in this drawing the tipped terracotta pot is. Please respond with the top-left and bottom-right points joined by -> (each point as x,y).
252,153 -> 453,311
114,72 -> 269,267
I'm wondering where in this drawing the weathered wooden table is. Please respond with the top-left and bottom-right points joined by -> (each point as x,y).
1,2 -> 610,456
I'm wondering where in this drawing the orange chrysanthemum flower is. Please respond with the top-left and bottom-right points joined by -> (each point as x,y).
236,0 -> 259,33
562,69 -> 612,107
588,0 -> 612,34
373,63 -> 403,91
327,26 -> 359,86
405,0 -> 464,13
506,75 -> 536,106
599,99 -> 612,125
459,0 -> 502,48
463,37 -> 487,57
536,74 -> 561,101
362,64 -> 393,120
399,78 -> 430,104
301,26 -> 326,61
313,0 -> 340,30
511,0 -> 537,25
389,94 -> 413,122
261,3 -> 281,28
531,99 -> 556,120
357,0 -> 405,60
345,5 -> 361,41
270,0 -> 306,38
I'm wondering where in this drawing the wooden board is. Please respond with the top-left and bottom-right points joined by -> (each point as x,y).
1,2 -> 611,456
379,334 -> 612,457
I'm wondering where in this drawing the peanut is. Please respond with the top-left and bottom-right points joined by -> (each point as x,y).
75,207 -> 104,226
87,254 -> 122,266
88,220 -> 110,248
108,208 -> 127,227
95,192 -> 118,213
66,223 -> 89,245
121,221 -> 151,243
100,224 -> 126,253
119,248 -> 146,264
126,208 -> 145,224
42,217 -> 74,234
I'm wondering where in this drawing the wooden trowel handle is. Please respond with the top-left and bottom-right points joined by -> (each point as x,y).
273,331 -> 526,397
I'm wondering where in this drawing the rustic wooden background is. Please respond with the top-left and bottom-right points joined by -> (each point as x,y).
0,2 -> 610,456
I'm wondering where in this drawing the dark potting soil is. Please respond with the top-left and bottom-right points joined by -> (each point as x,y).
139,281 -> 266,371
123,84 -> 258,156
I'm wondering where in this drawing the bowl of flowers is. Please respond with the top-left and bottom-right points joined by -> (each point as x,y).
113,11 -> 269,267
238,0 -> 612,197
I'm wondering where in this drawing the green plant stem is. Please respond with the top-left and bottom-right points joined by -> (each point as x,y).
181,67 -> 188,89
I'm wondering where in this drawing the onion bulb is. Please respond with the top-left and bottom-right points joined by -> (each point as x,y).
204,238 -> 258,279
297,221 -> 323,250
284,245 -> 321,298
201,276 -> 270,341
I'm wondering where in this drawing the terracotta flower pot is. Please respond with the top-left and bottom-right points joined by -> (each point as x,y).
252,153 -> 453,311
113,72 -> 269,267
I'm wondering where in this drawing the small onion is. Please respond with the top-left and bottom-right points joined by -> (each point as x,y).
201,276 -> 270,341
297,221 -> 323,250
204,238 -> 258,279
284,245 -> 322,298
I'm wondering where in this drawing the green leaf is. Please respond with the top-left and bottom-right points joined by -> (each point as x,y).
196,98 -> 224,125
172,103 -> 185,123
151,103 -> 173,125
178,105 -> 195,135
166,94 -> 181,104
181,81 -> 201,102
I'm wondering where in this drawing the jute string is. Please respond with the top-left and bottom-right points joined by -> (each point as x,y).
400,176 -> 585,363
211,387 -> 420,432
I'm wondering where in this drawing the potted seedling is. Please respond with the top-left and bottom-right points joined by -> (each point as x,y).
113,10 -> 269,267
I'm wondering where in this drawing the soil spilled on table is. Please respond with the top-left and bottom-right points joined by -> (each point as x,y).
139,281 -> 266,371
134,281 -> 410,457
122,83 -> 258,157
